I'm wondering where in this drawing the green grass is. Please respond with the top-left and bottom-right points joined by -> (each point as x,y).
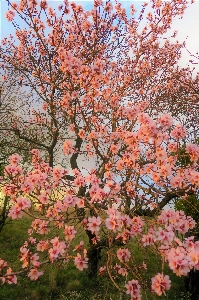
0,218 -> 188,300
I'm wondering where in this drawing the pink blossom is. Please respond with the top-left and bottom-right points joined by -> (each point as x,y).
63,195 -> 76,208
53,165 -> 66,182
0,259 -> 8,271
37,221 -> 49,235
158,114 -> 174,128
142,232 -> 155,246
105,207 -> 123,232
167,247 -> 190,276
187,250 -> 199,267
49,247 -> 59,261
106,216 -> 120,232
99,266 -> 106,276
4,268 -> 17,284
8,153 -> 22,166
5,10 -> 15,22
87,216 -> 101,235
74,253 -> 88,271
30,253 -> 40,267
37,240 -> 49,252
73,241 -> 84,252
117,248 -> 131,262
8,206 -> 23,219
115,264 -> 128,276
155,226 -> 174,246
186,143 -> 199,162
64,225 -> 77,241
168,142 -> 178,152
151,273 -> 171,296
40,0 -> 48,10
171,124 -> 187,140
63,140 -> 74,155
28,268 -> 44,280
38,193 -> 49,204
125,279 -> 141,299
74,175 -> 86,187
78,129 -> 86,139
76,197 -> 85,208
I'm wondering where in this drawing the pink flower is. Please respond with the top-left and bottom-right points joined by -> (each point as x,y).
38,193 -> 49,204
105,216 -> 118,232
99,266 -> 106,276
37,240 -> 49,252
155,227 -> 174,245
167,247 -> 190,276
151,273 -> 171,296
30,253 -> 40,267
31,149 -> 40,156
64,225 -> 77,241
78,129 -> 86,139
49,247 -> 59,261
63,140 -> 74,155
74,253 -> 88,271
188,250 -> 199,267
53,165 -> 66,182
168,142 -> 178,152
76,197 -> 85,208
63,195 -> 76,208
8,206 -> 23,219
87,216 -> 101,235
5,10 -> 15,22
117,248 -> 131,262
186,143 -> 199,162
115,264 -> 128,276
0,259 -> 8,270
9,153 -> 22,166
74,176 -> 86,187
142,232 -> 155,246
5,267 -> 17,284
105,207 -> 123,232
158,114 -> 174,128
40,0 -> 48,10
28,268 -> 44,280
125,279 -> 141,299
48,7 -> 56,17
8,195 -> 31,219
171,124 -> 187,140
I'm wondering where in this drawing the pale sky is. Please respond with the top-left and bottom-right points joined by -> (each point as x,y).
169,1 -> 199,73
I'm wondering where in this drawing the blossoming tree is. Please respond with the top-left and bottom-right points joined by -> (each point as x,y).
1,0 -> 199,298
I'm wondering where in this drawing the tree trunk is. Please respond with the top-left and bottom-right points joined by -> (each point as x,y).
185,269 -> 199,300
0,196 -> 10,232
86,230 -> 106,278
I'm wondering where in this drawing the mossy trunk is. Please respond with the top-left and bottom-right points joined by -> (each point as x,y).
87,244 -> 102,278
0,196 -> 10,232
86,230 -> 106,278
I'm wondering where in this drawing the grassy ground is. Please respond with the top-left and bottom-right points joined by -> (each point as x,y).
0,217 -> 188,300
